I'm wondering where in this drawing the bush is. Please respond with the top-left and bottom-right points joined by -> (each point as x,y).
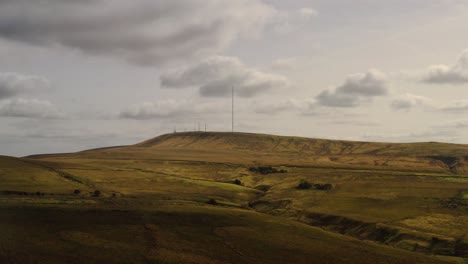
93,190 -> 101,197
314,183 -> 333,190
254,185 -> 271,192
206,198 -> 218,205
233,179 -> 243,185
249,166 -> 287,174
297,180 -> 312,190
73,189 -> 81,195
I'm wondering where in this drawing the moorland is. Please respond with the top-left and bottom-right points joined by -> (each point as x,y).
1,132 -> 468,263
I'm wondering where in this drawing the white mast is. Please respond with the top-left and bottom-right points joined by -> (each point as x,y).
232,86 -> 234,133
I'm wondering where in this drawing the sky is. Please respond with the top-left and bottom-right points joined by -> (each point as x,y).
1,0 -> 468,156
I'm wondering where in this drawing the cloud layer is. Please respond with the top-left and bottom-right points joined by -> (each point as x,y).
0,72 -> 49,99
119,99 -> 223,120
161,56 -> 290,97
440,100 -> 468,113
315,69 -> 388,107
422,49 -> 468,84
0,98 -> 63,119
0,0 -> 275,66
391,93 -> 432,111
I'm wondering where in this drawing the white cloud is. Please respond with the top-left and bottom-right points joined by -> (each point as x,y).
271,7 -> 319,34
422,49 -> 468,84
361,130 -> 459,143
119,99 -> 223,120
254,98 -> 314,114
0,0 -> 276,66
0,72 -> 50,99
299,8 -> 319,19
270,58 -> 297,71
391,93 -> 433,111
316,69 -> 389,107
161,56 -> 291,97
440,119 -> 468,128
0,98 -> 64,119
440,99 -> 468,113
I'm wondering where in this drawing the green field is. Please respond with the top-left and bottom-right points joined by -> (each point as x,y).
1,132 -> 468,263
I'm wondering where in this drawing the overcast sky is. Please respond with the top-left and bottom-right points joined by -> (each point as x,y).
1,0 -> 468,156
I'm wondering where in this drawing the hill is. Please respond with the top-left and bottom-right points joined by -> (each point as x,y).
30,132 -> 468,174
2,132 -> 468,263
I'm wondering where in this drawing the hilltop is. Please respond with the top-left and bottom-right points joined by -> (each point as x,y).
136,132 -> 468,156
29,132 -> 468,175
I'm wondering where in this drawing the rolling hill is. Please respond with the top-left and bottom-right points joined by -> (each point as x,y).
1,132 -> 468,263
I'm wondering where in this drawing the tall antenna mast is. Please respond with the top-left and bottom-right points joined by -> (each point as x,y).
232,86 -> 234,133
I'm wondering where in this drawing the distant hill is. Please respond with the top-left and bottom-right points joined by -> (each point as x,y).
137,132 -> 468,156
27,132 -> 468,175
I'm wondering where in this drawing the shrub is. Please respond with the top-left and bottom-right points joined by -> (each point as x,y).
315,183 -> 333,190
254,185 -> 271,192
249,166 -> 287,174
93,190 -> 101,197
297,180 -> 312,190
206,198 -> 218,205
233,179 -> 243,185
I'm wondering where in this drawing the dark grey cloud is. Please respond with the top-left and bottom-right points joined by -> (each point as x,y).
390,93 -> 432,111
0,98 -> 64,119
161,56 -> 290,97
0,0 -> 275,66
0,72 -> 49,99
315,69 -> 388,107
422,49 -> 468,84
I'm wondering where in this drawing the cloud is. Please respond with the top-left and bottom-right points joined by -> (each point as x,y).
271,7 -> 319,34
315,69 -> 389,107
299,8 -> 319,19
254,98 -> 314,114
0,0 -> 276,66
390,93 -> 433,111
440,100 -> 468,113
0,98 -> 64,119
325,120 -> 381,127
161,56 -> 290,97
439,120 -> 468,129
422,49 -> 468,84
119,99 -> 223,120
270,58 -> 297,71
361,130 -> 459,143
0,72 -> 50,99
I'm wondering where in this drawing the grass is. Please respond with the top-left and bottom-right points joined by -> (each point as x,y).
0,206 -> 457,264
1,132 -> 468,263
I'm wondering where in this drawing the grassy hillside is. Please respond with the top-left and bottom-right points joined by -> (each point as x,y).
2,132 -> 468,263
31,132 -> 467,174
0,205 -> 455,264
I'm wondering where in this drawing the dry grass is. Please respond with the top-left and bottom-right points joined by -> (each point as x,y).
1,132 -> 468,263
